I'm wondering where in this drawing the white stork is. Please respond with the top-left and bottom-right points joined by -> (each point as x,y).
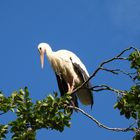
38,43 -> 93,108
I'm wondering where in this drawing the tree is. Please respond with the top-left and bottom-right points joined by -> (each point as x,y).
0,47 -> 140,140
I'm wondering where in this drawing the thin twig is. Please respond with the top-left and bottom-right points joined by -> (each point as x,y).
117,57 -> 128,60
69,106 -> 134,132
132,47 -> 140,55
91,85 -> 126,96
99,67 -> 137,83
118,70 -> 137,82
100,67 -> 120,75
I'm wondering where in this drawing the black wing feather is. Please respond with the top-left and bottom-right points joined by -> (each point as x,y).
55,73 -> 68,96
71,61 -> 93,107
55,73 -> 78,107
71,62 -> 91,87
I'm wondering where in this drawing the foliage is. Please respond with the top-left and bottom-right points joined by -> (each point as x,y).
114,86 -> 140,120
114,49 -> 140,140
0,88 -> 72,140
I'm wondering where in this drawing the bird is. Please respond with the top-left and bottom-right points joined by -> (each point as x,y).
38,42 -> 93,108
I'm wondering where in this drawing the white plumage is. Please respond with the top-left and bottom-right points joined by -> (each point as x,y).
38,43 -> 93,108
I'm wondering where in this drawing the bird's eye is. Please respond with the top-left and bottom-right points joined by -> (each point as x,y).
38,47 -> 42,54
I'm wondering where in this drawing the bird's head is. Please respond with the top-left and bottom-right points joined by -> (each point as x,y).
38,42 -> 52,68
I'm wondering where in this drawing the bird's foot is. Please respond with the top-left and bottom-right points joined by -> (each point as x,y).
67,84 -> 74,94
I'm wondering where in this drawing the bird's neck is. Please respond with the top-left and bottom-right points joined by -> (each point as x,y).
45,48 -> 54,62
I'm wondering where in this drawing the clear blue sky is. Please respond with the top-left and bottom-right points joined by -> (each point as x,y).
0,0 -> 140,139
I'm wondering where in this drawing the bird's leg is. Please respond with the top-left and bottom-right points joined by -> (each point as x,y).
67,83 -> 72,93
67,79 -> 75,93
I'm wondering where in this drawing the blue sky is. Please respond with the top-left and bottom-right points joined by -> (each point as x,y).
0,0 -> 140,139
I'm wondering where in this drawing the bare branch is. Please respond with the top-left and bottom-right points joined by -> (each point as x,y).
69,47 -> 139,134
69,106 -> 135,132
91,85 -> 126,96
71,47 -> 134,94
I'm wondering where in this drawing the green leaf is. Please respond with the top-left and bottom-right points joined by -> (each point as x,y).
24,87 -> 29,98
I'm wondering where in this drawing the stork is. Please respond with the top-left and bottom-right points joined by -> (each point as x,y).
38,43 -> 93,108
